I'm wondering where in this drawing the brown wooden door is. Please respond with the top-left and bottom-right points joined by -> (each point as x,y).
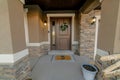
50,17 -> 71,50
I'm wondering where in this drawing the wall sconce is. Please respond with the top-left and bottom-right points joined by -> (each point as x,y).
90,16 -> 96,25
44,21 -> 47,26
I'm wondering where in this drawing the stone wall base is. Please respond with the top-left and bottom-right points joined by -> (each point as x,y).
28,44 -> 50,71
0,55 -> 30,80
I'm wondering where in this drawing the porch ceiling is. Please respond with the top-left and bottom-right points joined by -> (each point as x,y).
25,0 -> 87,11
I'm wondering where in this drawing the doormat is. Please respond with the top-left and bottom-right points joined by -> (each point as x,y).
55,55 -> 71,60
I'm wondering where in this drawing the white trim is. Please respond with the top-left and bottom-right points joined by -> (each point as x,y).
24,8 -> 29,45
14,49 -> 29,62
47,13 -> 75,17
97,49 -> 109,56
27,41 -> 78,46
19,0 -> 25,4
47,13 -> 76,45
72,41 -> 79,44
27,41 -> 50,46
72,16 -> 75,44
0,49 -> 29,63
94,15 -> 101,60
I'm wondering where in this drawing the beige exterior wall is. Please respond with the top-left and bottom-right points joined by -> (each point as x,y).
0,0 -> 13,53
27,5 -> 48,43
8,0 -> 26,53
0,0 -> 26,53
27,6 -> 40,43
98,0 -> 119,54
39,10 -> 48,42
113,0 -> 120,53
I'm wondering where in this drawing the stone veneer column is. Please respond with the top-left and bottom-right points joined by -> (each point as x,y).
79,11 -> 96,59
0,0 -> 30,80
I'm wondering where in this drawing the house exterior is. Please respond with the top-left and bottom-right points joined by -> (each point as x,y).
0,0 -> 120,80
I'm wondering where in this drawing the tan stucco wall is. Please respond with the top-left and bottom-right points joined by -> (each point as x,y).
39,16 -> 48,41
113,0 -> 120,53
27,5 -> 48,43
27,6 -> 40,43
0,0 -> 13,53
98,0 -> 119,53
0,0 -> 26,53
8,0 -> 26,53
39,9 -> 48,42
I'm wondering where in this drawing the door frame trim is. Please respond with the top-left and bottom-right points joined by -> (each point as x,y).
47,13 -> 76,47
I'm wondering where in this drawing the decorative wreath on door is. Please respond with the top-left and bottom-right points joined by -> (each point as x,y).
60,23 -> 68,31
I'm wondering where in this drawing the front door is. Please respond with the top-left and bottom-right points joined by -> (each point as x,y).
50,17 -> 71,50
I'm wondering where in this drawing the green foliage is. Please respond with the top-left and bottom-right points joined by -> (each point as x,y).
60,23 -> 68,31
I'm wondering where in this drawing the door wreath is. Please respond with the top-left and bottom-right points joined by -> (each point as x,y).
60,23 -> 68,31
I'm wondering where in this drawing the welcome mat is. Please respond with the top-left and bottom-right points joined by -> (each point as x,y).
55,55 -> 71,60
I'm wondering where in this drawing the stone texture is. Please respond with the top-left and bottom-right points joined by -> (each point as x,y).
15,56 -> 31,80
28,44 -> 78,59
72,44 -> 79,52
28,44 -> 80,59
79,11 -> 96,59
95,54 -> 119,80
0,55 -> 30,80
28,44 -> 50,71
72,44 -> 80,55
28,44 -> 50,57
